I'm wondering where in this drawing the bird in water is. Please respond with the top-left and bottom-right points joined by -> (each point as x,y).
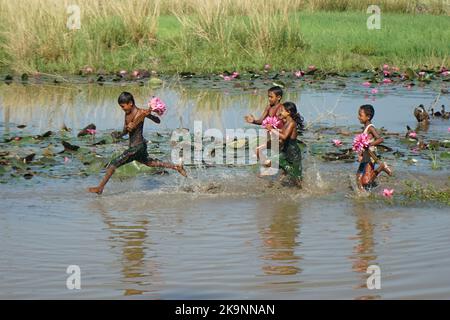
414,104 -> 430,122
430,105 -> 445,117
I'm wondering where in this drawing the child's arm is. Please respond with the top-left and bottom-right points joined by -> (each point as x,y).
146,113 -> 160,124
245,105 -> 270,125
269,122 -> 295,141
126,109 -> 150,132
112,119 -> 129,139
368,126 -> 384,146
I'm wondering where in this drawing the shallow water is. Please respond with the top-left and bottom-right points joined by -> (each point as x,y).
1,77 -> 450,299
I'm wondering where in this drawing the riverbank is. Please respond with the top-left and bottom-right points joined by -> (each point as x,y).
0,1 -> 449,75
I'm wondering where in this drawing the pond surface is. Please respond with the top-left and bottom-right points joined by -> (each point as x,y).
0,75 -> 449,299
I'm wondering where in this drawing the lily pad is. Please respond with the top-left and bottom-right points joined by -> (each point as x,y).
440,151 -> 450,160
440,140 -> 450,148
62,141 -> 80,152
405,68 -> 417,79
114,161 -> 160,179
148,77 -> 163,86
227,139 -> 247,149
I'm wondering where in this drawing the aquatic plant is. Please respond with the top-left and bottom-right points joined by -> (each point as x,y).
332,139 -> 343,147
262,116 -> 281,130
352,133 -> 370,153
148,96 -> 167,116
429,149 -> 441,170
382,188 -> 394,198
294,70 -> 305,78
402,181 -> 450,206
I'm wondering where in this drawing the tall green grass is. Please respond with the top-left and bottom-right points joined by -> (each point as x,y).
0,0 -> 448,75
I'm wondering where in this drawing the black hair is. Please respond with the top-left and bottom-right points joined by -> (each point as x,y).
268,86 -> 283,98
359,104 -> 375,120
118,92 -> 135,105
283,102 -> 305,133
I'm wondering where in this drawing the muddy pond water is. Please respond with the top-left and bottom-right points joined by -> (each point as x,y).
1,75 -> 449,299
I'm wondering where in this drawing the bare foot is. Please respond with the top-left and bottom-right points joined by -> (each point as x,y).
88,187 -> 103,195
176,165 -> 187,177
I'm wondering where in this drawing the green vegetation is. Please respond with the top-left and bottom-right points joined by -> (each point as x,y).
0,0 -> 449,75
401,181 -> 450,205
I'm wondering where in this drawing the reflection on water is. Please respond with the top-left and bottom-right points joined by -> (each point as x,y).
350,203 -> 377,275
1,181 -> 450,299
349,203 -> 381,300
88,199 -> 162,298
258,201 -> 302,277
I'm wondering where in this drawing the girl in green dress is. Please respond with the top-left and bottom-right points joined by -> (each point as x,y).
267,102 -> 304,187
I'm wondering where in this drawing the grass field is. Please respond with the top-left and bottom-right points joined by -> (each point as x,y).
0,0 -> 449,75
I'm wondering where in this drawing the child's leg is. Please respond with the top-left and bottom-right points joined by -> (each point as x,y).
361,163 -> 376,186
356,173 -> 364,191
88,165 -> 116,194
143,159 -> 187,177
256,144 -> 271,167
356,162 -> 369,191
374,162 -> 393,177
88,146 -> 138,194
256,144 -> 265,161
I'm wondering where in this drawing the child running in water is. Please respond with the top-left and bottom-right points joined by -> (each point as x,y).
356,104 -> 393,191
88,92 -> 186,195
244,86 -> 284,165
267,102 -> 304,186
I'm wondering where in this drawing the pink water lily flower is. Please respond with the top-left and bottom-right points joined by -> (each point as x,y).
132,70 -> 140,78
352,133 -> 371,153
371,88 -> 379,94
442,71 -> 450,77
262,116 -> 281,130
383,71 -> 390,77
383,64 -> 389,70
383,188 -> 394,198
408,132 -> 417,138
264,64 -> 271,70
84,66 -> 94,74
294,70 -> 305,78
418,71 -> 426,77
448,127 -> 450,133
148,96 -> 167,116
64,156 -> 70,164
86,128 -> 97,135
383,78 -> 392,84
362,81 -> 371,87
223,75 -> 231,81
231,72 -> 239,78
332,139 -> 343,147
